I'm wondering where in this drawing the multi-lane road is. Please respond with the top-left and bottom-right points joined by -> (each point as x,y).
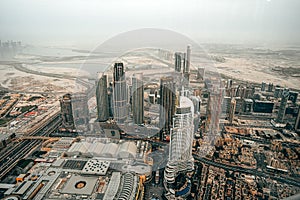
0,115 -> 61,180
193,154 -> 300,188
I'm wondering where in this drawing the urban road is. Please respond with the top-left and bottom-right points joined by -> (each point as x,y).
228,133 -> 300,148
193,154 -> 300,188
0,114 -> 61,180
123,134 -> 300,187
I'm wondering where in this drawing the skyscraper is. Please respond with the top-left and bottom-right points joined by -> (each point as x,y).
268,83 -> 274,92
295,105 -> 300,133
174,52 -> 182,72
113,63 -> 128,123
60,93 -> 75,130
261,82 -> 266,91
277,88 -> 289,123
159,76 -> 176,140
197,67 -> 205,80
226,79 -> 233,89
205,79 -> 223,140
132,73 -> 144,124
288,91 -> 298,104
190,95 -> 201,136
71,93 -> 90,132
274,87 -> 281,98
96,74 -> 109,122
185,45 -> 191,73
229,98 -> 236,124
183,45 -> 191,85
164,96 -> 194,198
108,82 -> 114,118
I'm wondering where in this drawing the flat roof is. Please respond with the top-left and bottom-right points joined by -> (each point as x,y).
0,183 -> 14,189
61,174 -> 98,195
0,133 -> 13,141
13,181 -> 33,195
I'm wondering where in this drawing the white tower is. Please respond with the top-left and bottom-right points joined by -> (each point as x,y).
164,96 -> 194,188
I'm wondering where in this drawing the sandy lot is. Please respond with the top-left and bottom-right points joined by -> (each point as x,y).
0,65 -> 88,94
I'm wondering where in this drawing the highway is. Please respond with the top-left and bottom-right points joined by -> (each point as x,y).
229,133 -> 300,148
193,154 -> 300,188
12,63 -> 93,89
0,114 -> 61,180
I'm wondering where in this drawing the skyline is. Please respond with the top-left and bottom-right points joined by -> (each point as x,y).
0,1 -> 300,199
0,0 -> 300,48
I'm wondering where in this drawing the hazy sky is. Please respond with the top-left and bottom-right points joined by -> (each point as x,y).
0,0 -> 299,47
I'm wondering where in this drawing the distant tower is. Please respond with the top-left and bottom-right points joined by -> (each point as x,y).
174,52 -> 182,72
226,79 -> 233,89
159,76 -> 176,140
277,88 -> 289,123
197,67 -> 205,80
60,94 -> 75,130
268,83 -> 273,92
183,45 -> 191,85
185,45 -> 191,73
295,105 -> 300,133
229,98 -> 236,124
190,95 -> 201,133
182,53 -> 186,71
288,91 -> 298,104
164,96 -> 194,198
222,96 -> 231,114
96,74 -> 109,122
261,82 -> 266,91
108,82 -> 114,118
205,80 -> 223,141
113,63 -> 128,123
71,93 -> 90,131
274,87 -> 281,98
132,73 -> 144,124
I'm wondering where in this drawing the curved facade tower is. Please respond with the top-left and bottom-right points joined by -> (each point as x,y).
164,96 -> 194,198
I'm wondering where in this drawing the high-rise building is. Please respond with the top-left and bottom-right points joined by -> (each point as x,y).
206,82 -> 223,133
182,53 -> 186,71
96,74 -> 109,122
234,97 -> 243,114
164,96 -> 194,198
295,105 -> 300,133
243,99 -> 253,114
174,52 -> 182,72
222,96 -> 231,114
72,93 -> 90,132
113,62 -> 128,123
226,79 -> 233,89
159,76 -> 176,140
274,87 -> 283,99
268,83 -> 274,92
197,67 -> 205,80
108,82 -> 114,118
185,45 -> 191,73
236,85 -> 242,97
288,91 -> 298,104
60,93 -> 75,130
261,82 -> 266,91
149,88 -> 158,104
229,98 -> 236,124
183,45 -> 191,85
277,88 -> 289,123
132,73 -> 144,124
190,95 -> 201,133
